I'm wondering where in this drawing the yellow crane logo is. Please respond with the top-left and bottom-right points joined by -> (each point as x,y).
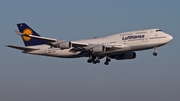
22,28 -> 33,41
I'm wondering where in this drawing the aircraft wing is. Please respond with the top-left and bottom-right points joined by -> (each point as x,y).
15,30 -> 88,47
69,44 -> 128,53
6,45 -> 39,51
15,30 -> 128,52
15,30 -> 58,42
104,45 -> 124,49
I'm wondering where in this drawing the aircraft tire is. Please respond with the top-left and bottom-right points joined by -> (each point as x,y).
153,52 -> 157,56
104,62 -> 109,65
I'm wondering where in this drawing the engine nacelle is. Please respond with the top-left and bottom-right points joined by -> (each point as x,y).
110,52 -> 136,60
92,45 -> 106,53
58,41 -> 72,49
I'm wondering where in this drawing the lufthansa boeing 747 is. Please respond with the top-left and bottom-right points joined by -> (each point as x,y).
6,23 -> 173,65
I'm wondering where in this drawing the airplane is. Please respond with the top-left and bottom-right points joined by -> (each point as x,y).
6,23 -> 173,65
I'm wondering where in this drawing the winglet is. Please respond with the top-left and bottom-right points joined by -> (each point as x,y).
14,30 -> 30,37
14,30 -> 23,36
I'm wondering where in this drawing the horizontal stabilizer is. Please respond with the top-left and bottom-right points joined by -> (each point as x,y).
5,45 -> 39,51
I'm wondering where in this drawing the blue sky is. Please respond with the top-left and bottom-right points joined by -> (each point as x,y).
0,0 -> 180,101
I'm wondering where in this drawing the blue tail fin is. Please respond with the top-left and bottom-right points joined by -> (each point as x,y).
17,23 -> 47,46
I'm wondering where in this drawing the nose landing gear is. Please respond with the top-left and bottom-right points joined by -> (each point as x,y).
153,47 -> 158,56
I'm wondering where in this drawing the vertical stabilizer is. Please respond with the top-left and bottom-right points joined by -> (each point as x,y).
17,23 -> 47,46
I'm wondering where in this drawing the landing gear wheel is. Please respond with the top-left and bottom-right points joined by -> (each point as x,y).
153,47 -> 158,56
104,62 -> 109,65
153,52 -> 157,56
92,61 -> 97,64
104,56 -> 110,65
87,59 -> 92,63
107,58 -> 111,62
96,60 -> 100,63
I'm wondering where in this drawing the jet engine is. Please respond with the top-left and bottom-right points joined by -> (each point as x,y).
92,45 -> 106,53
110,52 -> 136,60
58,41 -> 72,49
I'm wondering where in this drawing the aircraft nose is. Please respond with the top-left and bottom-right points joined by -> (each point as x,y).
168,34 -> 173,41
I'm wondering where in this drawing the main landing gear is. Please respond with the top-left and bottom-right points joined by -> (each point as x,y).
153,47 -> 158,56
104,57 -> 111,65
87,55 -> 100,64
87,55 -> 111,65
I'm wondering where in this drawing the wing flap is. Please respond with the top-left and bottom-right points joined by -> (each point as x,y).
71,42 -> 88,47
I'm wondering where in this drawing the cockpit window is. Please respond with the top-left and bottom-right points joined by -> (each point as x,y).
156,30 -> 162,32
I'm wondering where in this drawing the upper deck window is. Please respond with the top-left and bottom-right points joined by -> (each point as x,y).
156,30 -> 162,32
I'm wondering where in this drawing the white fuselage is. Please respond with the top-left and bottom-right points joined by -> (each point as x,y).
25,29 -> 173,58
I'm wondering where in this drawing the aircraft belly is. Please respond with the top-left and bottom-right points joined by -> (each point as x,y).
94,47 -> 131,56
130,43 -> 166,51
28,48 -> 80,58
49,49 -> 80,57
